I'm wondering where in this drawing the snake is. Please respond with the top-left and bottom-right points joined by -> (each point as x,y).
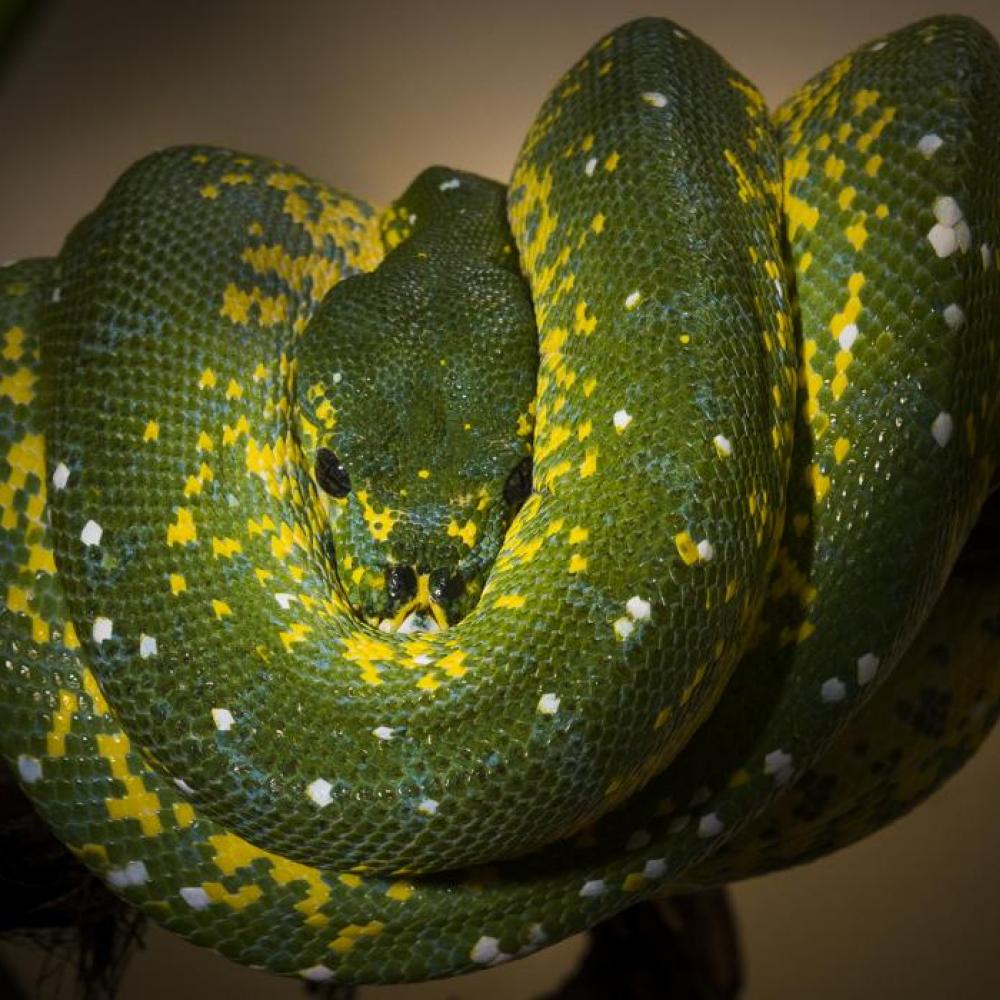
1,13 -> 999,985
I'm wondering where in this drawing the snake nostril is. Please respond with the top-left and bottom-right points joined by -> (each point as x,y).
429,568 -> 465,604
385,563 -> 418,604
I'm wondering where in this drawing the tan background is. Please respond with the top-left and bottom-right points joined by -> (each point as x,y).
2,0 -> 999,996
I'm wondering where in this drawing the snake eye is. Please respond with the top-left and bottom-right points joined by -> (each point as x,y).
315,447 -> 352,497
386,564 -> 417,603
503,456 -> 533,508
429,568 -> 465,604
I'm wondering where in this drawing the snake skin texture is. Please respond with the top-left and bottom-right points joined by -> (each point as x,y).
1,15 -> 998,985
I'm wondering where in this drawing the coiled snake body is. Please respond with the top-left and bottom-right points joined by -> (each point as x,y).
2,15 -> 999,984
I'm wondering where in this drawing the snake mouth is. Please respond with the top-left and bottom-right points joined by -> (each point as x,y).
376,572 -> 449,634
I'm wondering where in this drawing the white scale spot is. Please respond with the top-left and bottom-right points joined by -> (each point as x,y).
438,177 -> 461,191
51,287 -> 61,304
307,778 -> 333,807
713,434 -> 732,457
943,303 -> 965,331
80,519 -> 103,547
917,133 -> 943,157
373,725 -> 395,741
856,652 -> 880,685
625,829 -> 651,850
643,858 -> 667,879
173,777 -> 194,795
624,290 -> 641,310
982,243 -> 993,270
642,91 -> 667,108
696,539 -> 715,562
613,409 -> 632,432
413,654 -> 432,666
417,798 -> 439,816
579,879 -> 606,898
626,595 -> 651,621
613,616 -> 634,640
763,748 -> 794,785
537,692 -> 561,715
869,40 -> 888,51
332,372 -> 343,384
299,966 -> 335,983
584,157 -> 597,177
52,462 -> 70,490
274,593 -> 296,610
821,676 -> 847,703
138,634 -> 157,659
697,812 -> 724,838
673,27 -> 687,39
92,617 -> 113,644
211,707 -> 234,731
17,754 -> 42,783
107,861 -> 149,888
838,323 -> 859,351
928,195 -> 971,258
180,886 -> 211,910
470,936 -> 504,964
931,411 -> 953,447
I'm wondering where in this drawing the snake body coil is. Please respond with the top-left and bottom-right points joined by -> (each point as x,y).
1,15 -> 999,984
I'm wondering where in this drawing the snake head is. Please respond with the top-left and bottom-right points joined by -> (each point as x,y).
296,167 -> 538,631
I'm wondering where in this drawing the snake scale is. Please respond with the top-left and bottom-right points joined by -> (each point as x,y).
1,14 -> 999,985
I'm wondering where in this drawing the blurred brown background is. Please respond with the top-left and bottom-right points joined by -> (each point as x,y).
2,0 -> 999,996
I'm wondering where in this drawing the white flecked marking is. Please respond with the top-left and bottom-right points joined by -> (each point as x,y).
764,748 -> 794,784
626,595 -> 651,620
579,879 -> 606,898
180,887 -> 211,909
307,778 -> 333,807
138,634 -> 157,659
869,40 -> 887,51
927,223 -> 958,258
80,519 -> 103,547
438,177 -> 461,191
51,287 -> 61,303
943,303 -> 965,330
931,411 -> 953,447
537,692 -> 560,715
52,462 -> 70,490
613,616 -> 634,640
697,812 -> 724,838
471,936 -> 501,964
584,157 -> 597,176
713,434 -> 732,457
331,372 -> 343,384
821,677 -> 847,703
211,708 -> 234,731
373,725 -> 395,741
696,539 -> 715,562
857,652 -> 880,685
108,860 -> 149,888
299,966 -> 335,983
643,858 -> 667,879
982,243 -> 993,269
173,777 -> 194,795
92,617 -> 113,644
274,593 -> 296,610
417,798 -> 439,816
613,409 -> 632,432
17,754 -> 42,783
917,133 -> 943,157
413,654 -> 432,666
838,323 -> 859,351
624,290 -> 641,310
933,196 -> 962,226
642,91 -> 667,108
673,27 -> 687,38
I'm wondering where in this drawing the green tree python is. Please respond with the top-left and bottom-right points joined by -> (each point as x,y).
1,14 -> 999,985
